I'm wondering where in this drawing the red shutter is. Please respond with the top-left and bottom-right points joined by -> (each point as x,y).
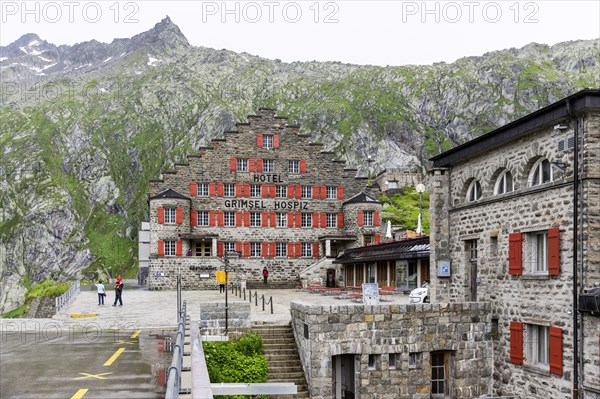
248,158 -> 256,172
313,212 -> 319,228
235,241 -> 242,254
234,183 -> 242,197
548,228 -> 560,276
158,208 -> 164,224
296,185 -> 302,199
262,184 -> 270,198
549,326 -> 563,376
374,211 -> 380,226
287,242 -> 295,258
358,210 -> 364,226
175,240 -> 183,256
243,242 -> 250,257
209,211 -> 216,226
230,157 -> 237,172
244,183 -> 250,198
299,160 -> 307,174
256,158 -> 263,173
262,212 -> 269,227
239,211 -> 246,227
256,134 -> 263,148
209,182 -> 216,196
176,208 -> 183,225
270,242 -> 276,258
190,182 -> 197,197
320,186 -> 327,199
273,134 -> 279,148
288,185 -> 295,199
217,211 -> 224,227
217,242 -> 224,257
157,240 -> 164,257
270,184 -> 276,198
296,213 -> 302,228
270,212 -> 276,227
337,186 -> 344,200
288,213 -> 295,228
338,212 -> 344,228
262,242 -> 269,258
321,213 -> 327,228
375,234 -> 381,244
190,210 -> 197,227
313,242 -> 319,258
508,233 -> 523,275
312,186 -> 319,199
510,321 -> 524,365
217,183 -> 224,197
295,242 -> 302,258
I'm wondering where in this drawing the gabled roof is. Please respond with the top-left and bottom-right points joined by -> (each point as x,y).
333,237 -> 430,264
343,192 -> 381,205
148,189 -> 191,201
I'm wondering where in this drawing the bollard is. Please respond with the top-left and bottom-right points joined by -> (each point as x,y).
243,288 -> 246,301
262,295 -> 265,311
270,296 -> 273,314
254,292 -> 258,306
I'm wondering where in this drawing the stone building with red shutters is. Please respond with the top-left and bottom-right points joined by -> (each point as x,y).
146,108 -> 384,290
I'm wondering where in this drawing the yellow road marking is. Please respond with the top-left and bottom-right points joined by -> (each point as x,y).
114,340 -> 136,345
71,388 -> 89,398
103,347 -> 125,366
130,329 -> 141,339
74,372 -> 113,380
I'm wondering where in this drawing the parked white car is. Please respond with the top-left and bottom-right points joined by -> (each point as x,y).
409,282 -> 429,304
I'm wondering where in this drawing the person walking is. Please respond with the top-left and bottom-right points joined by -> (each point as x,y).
95,281 -> 106,305
262,267 -> 269,285
112,279 -> 123,306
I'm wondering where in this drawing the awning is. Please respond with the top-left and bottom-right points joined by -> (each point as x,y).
333,237 -> 430,264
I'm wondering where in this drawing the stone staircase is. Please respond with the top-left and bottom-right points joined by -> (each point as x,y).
245,280 -> 301,289
252,324 -> 309,398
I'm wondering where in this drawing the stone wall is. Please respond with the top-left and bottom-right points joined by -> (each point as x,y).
290,301 -> 493,399
24,297 -> 56,318
199,302 -> 251,332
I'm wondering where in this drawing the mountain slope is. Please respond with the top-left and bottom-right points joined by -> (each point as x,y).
0,17 -> 598,311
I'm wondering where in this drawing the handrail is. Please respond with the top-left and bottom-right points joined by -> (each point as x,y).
55,281 -> 80,314
190,321 -> 214,399
165,300 -> 187,399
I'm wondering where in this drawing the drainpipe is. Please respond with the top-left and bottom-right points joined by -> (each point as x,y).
566,100 -> 579,399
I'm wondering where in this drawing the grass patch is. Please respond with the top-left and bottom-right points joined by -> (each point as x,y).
2,305 -> 28,318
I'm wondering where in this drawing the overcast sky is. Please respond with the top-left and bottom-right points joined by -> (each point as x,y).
1,0 -> 599,66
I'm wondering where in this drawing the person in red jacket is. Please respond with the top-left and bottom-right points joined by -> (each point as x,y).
262,267 -> 269,285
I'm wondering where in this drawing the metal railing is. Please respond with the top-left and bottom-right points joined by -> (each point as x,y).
165,300 -> 187,399
231,284 -> 273,314
55,281 -> 80,314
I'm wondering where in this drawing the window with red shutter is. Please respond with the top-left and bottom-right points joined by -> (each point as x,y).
270,212 -> 276,227
176,208 -> 183,225
295,242 -> 302,258
269,185 -> 276,198
235,242 -> 242,254
321,213 -> 327,228
217,211 -> 224,227
191,210 -> 197,227
375,234 -> 381,243
270,242 -> 276,257
338,213 -> 344,228
256,134 -> 263,148
244,183 -> 250,198
313,213 -> 319,228
239,211 -> 246,227
244,242 -> 251,257
176,240 -> 183,256
337,186 -> 344,200
190,182 -> 197,197
313,242 -> 319,258
230,157 -> 237,172
288,213 -> 295,228
209,211 -> 216,226
548,228 -> 560,276
357,210 -> 364,227
158,208 -> 165,224
262,212 -> 269,227
256,159 -> 263,173
248,158 -> 256,172
510,321 -> 524,365
299,160 -> 307,174
312,186 -> 319,199
296,185 -> 302,199
287,242 -> 295,257
288,185 -> 295,199
217,183 -> 224,197
374,211 -> 380,226
295,213 -> 302,228
549,327 -> 563,376
158,240 -> 164,257
262,242 -> 269,258
217,242 -> 224,257
209,182 -> 216,196
235,184 -> 243,197
273,134 -> 279,148
262,184 -> 270,198
508,233 -> 523,275
320,186 -> 327,199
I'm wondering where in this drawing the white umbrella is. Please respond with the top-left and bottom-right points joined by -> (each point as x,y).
385,220 -> 392,239
416,213 -> 423,235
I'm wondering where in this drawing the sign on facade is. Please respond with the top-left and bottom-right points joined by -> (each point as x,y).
362,283 -> 380,305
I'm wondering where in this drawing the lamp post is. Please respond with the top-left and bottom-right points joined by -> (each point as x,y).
416,183 -> 426,236
223,251 -> 239,334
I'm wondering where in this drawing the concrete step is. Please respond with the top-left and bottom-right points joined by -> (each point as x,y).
268,365 -> 304,373
264,343 -> 297,350
246,281 -> 300,289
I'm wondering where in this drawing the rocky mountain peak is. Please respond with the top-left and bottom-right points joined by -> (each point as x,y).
128,15 -> 189,50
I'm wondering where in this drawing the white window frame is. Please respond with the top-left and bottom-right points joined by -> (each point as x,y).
164,240 -> 176,256
237,158 -> 248,172
301,242 -> 312,257
224,211 -> 236,227
198,211 -> 209,226
276,242 -> 287,257
326,213 -> 337,228
525,324 -> 549,367
326,186 -> 337,199
529,158 -> 553,186
289,160 -> 300,174
198,183 -> 209,196
276,213 -> 287,228
250,242 -> 262,257
164,207 -> 176,224
363,211 -> 374,227
263,159 -> 274,173
263,134 -> 274,149
466,180 -> 482,202
525,231 -> 548,274
494,170 -> 514,195
275,185 -> 287,198
223,242 -> 236,253
301,185 -> 311,199
224,183 -> 235,197
250,212 -> 261,227
301,213 -> 312,228
250,184 -> 261,198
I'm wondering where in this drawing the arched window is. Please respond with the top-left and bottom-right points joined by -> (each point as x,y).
530,159 -> 552,186
494,170 -> 514,195
466,180 -> 482,202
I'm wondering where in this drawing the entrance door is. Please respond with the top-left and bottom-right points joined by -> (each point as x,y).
332,354 -> 356,399
326,269 -> 336,288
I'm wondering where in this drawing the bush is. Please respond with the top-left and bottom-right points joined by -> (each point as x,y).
2,305 -> 28,318
25,280 -> 70,302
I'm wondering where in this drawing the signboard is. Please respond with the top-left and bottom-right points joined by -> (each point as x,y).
216,271 -> 229,283
362,283 -> 380,305
437,260 -> 451,277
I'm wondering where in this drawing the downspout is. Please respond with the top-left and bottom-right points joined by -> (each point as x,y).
566,100 -> 579,399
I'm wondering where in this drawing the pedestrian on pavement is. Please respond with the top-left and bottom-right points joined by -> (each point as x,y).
116,274 -> 123,285
262,267 -> 269,285
113,279 -> 124,306
95,281 -> 106,305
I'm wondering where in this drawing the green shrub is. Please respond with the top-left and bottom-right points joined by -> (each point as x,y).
235,333 -> 263,357
25,280 -> 70,302
2,305 -> 28,318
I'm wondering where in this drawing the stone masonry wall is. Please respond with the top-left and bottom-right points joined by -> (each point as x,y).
199,302 -> 251,332
290,301 -> 493,399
